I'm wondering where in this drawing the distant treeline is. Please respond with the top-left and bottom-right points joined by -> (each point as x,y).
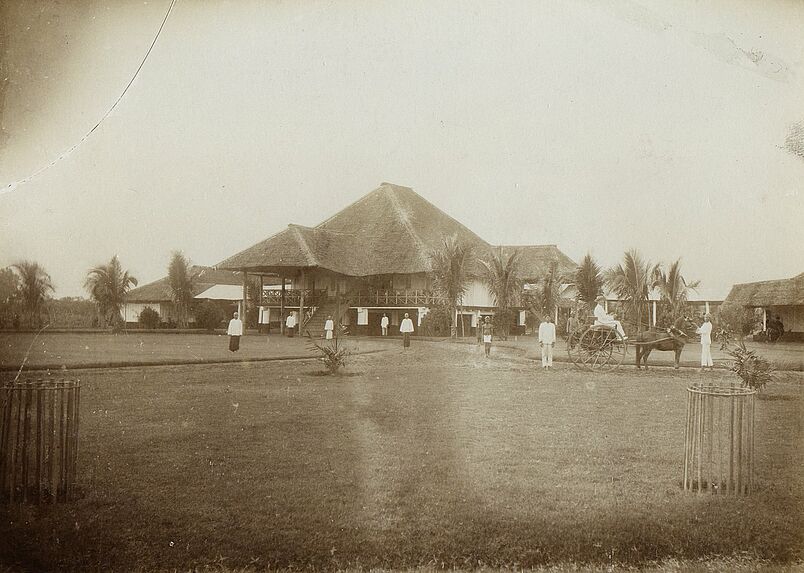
0,298 -> 98,330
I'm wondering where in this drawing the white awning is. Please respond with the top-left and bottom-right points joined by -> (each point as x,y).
194,285 -> 243,301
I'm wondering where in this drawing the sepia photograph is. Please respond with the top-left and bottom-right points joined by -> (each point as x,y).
1,1 -> 803,571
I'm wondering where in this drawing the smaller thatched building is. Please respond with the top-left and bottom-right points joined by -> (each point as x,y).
123,266 -> 248,326
723,272 -> 804,340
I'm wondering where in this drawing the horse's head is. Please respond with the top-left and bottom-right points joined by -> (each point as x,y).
668,315 -> 695,337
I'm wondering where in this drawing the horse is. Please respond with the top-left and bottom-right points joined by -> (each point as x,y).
634,315 -> 698,370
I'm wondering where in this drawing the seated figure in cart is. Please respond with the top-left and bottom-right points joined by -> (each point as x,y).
593,295 -> 628,340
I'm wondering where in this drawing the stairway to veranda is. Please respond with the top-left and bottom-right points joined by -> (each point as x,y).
302,296 -> 350,337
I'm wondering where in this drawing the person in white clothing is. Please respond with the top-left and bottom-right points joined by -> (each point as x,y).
696,313 -> 714,371
381,313 -> 389,336
227,311 -> 243,352
400,312 -> 415,348
538,314 -> 557,369
593,296 -> 627,340
285,312 -> 297,337
324,315 -> 334,340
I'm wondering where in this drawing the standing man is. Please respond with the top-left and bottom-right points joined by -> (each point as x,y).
324,315 -> 334,340
285,311 -> 296,338
400,312 -> 414,349
696,313 -> 714,371
594,295 -> 627,340
227,311 -> 243,352
381,313 -> 389,336
481,316 -> 493,357
538,314 -> 556,369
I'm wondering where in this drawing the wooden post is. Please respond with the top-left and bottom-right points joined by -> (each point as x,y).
48,386 -> 56,503
242,271 -> 248,322
36,388 -> 43,503
259,275 -> 264,331
683,390 -> 691,491
299,269 -> 305,336
280,275 -> 286,334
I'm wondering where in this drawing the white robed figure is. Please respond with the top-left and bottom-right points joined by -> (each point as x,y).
227,311 -> 243,352
324,315 -> 334,340
538,315 -> 556,369
593,296 -> 627,340
696,314 -> 714,370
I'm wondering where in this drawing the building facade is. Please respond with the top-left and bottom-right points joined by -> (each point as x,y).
217,183 -> 576,337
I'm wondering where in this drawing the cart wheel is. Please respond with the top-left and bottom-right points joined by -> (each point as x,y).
571,327 -> 627,371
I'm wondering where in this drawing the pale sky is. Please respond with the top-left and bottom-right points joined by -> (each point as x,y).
1,0 -> 803,298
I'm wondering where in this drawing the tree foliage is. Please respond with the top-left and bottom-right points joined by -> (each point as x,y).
84,255 -> 138,329
522,261 -> 563,323
717,303 -> 756,339
428,236 -> 474,338
11,260 -> 55,328
651,258 -> 700,322
307,333 -> 350,374
479,248 -> 522,340
604,249 -> 655,332
138,306 -> 161,329
168,252 -> 195,328
195,300 -> 224,331
574,253 -> 603,312
419,304 -> 451,337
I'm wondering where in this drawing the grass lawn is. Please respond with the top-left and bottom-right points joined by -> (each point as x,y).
0,341 -> 802,571
0,332 -> 392,370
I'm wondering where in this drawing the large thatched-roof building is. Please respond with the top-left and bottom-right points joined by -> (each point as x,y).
217,182 -> 576,336
723,272 -> 804,339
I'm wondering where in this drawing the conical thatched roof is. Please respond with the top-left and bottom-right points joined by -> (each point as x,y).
217,183 -> 491,275
724,272 -> 804,307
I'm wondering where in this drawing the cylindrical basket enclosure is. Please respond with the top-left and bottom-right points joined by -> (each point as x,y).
684,382 -> 755,495
0,379 -> 81,504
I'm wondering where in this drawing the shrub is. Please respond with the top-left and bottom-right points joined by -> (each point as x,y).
717,304 -> 755,339
194,300 -> 224,331
307,334 -> 350,374
717,328 -> 775,390
138,306 -> 160,329
726,341 -> 775,390
492,308 -> 516,340
420,304 -> 451,337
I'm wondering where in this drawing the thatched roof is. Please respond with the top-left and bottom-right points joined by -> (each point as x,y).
724,272 -> 804,307
217,182 -> 577,278
218,183 -> 491,275
496,245 -> 577,281
125,266 -> 247,303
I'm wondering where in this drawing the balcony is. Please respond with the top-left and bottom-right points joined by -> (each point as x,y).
260,289 -> 327,307
351,290 -> 445,307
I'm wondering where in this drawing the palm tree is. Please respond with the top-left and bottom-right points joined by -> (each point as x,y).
84,255 -> 138,328
652,258 -> 700,321
11,261 -> 54,328
429,236 -> 474,339
603,249 -> 656,332
524,261 -> 564,322
168,252 -> 195,328
480,248 -> 522,340
574,253 -> 603,312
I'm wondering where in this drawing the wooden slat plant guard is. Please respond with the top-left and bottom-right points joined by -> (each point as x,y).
0,379 -> 80,504
683,382 -> 755,495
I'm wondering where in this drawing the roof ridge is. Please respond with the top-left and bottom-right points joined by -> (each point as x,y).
290,223 -> 357,237
497,244 -> 559,248
291,225 -> 319,266
731,273 -> 803,287
315,184 -> 390,229
399,187 -> 490,247
382,186 -> 431,266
